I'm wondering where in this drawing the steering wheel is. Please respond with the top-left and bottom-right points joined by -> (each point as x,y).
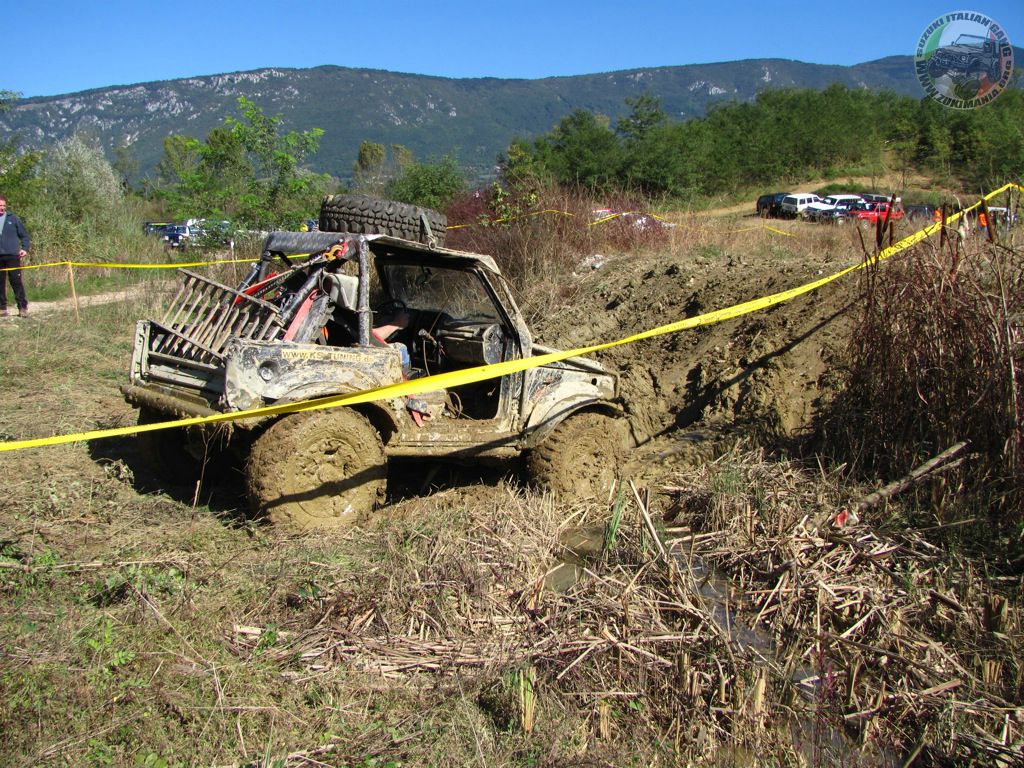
377,298 -> 407,315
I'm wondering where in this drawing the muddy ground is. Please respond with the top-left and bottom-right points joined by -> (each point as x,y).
533,217 -> 862,478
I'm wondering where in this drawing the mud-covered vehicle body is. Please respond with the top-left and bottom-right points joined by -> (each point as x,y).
928,34 -> 1002,81
122,198 -> 629,529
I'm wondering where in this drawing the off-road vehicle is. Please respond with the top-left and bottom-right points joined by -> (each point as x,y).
927,34 -> 1003,82
122,195 -> 630,530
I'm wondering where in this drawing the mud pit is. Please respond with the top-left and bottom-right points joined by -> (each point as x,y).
531,227 -> 861,479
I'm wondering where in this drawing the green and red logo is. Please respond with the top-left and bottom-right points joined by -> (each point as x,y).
915,11 -> 1013,109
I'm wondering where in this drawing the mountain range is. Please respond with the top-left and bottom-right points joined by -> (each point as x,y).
2,53 -> 1020,184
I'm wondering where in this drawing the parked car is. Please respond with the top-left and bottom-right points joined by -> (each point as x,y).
803,194 -> 863,222
590,208 -> 675,231
904,204 -> 937,222
779,193 -> 821,218
861,193 -> 900,204
160,224 -> 191,248
848,201 -> 904,225
756,192 -> 788,218
188,219 -> 235,248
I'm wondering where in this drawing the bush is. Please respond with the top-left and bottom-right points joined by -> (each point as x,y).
41,135 -> 124,225
385,156 -> 466,211
818,228 -> 1024,544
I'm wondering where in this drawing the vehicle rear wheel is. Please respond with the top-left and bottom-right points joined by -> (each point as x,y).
528,412 -> 630,501
319,194 -> 447,247
246,408 -> 386,531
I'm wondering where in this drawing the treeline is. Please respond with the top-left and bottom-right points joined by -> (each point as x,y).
502,85 -> 1024,198
3,83 -> 1023,258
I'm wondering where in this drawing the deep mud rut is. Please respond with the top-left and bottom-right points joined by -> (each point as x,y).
532,239 -> 860,487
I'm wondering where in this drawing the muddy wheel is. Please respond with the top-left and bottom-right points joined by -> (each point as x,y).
319,194 -> 447,247
136,406 -> 217,484
528,412 -> 630,501
246,408 -> 386,531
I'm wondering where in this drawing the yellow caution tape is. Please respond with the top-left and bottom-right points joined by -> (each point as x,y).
1,258 -> 259,273
1,183 -> 1019,453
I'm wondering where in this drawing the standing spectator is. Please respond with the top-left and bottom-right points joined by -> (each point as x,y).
0,195 -> 30,317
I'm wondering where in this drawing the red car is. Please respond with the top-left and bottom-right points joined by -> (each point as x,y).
848,201 -> 904,225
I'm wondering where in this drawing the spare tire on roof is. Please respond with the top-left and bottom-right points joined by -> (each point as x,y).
319,194 -> 447,247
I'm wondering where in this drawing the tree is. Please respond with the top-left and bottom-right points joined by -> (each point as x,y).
43,134 -> 123,224
0,92 -> 42,207
544,110 -> 622,190
386,156 -> 466,210
353,141 -> 386,193
153,98 -> 331,228
225,97 -> 330,228
0,90 -> 19,113
112,140 -> 139,192
617,94 -> 668,144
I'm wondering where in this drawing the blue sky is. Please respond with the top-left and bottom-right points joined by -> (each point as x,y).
6,1 -> 1023,97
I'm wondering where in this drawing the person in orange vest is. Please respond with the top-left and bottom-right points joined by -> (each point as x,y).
978,210 -> 988,233
933,207 -> 943,224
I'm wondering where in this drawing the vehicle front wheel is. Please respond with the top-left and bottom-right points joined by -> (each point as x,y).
136,406 -> 226,484
246,408 -> 386,531
528,412 -> 631,501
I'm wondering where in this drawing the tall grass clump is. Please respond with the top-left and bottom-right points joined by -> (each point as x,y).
819,232 -> 1024,544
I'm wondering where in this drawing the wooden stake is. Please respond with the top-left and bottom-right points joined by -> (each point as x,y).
67,262 -> 80,324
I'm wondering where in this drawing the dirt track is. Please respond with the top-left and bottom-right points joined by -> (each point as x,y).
0,281 -> 165,320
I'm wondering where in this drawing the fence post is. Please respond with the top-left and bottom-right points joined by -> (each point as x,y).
67,262 -> 80,324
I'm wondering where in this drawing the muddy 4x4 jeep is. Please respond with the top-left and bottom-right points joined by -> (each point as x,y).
928,34 -> 1003,82
122,196 -> 630,530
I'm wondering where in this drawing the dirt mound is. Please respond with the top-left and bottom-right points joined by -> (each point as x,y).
532,229 -> 862,467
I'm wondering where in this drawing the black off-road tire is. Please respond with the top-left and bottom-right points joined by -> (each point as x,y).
246,408 -> 387,531
319,194 -> 447,247
528,412 -> 630,501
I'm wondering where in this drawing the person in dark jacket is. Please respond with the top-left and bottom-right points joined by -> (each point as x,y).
0,195 -> 31,317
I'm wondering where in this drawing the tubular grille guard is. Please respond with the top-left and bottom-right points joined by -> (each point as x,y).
150,269 -> 284,365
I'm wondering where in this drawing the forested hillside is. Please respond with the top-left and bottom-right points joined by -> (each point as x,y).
506,85 -> 1024,198
2,53 -> 1019,183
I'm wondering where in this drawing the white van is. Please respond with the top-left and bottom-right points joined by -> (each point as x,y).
780,193 -> 821,218
804,194 -> 863,221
